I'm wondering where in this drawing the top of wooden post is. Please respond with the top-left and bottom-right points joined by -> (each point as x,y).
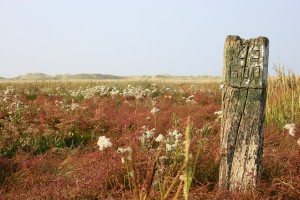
223,35 -> 269,89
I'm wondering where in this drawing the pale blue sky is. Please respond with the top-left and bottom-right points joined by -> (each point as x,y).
0,0 -> 299,78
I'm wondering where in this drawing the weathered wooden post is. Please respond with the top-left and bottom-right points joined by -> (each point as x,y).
219,35 -> 269,191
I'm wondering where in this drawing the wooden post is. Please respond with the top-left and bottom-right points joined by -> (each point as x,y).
219,35 -> 269,191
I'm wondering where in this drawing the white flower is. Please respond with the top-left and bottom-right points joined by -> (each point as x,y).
171,143 -> 177,149
220,83 -> 224,90
159,156 -> 167,162
166,144 -> 173,152
146,130 -> 154,139
186,95 -> 197,104
97,136 -> 112,151
117,147 -> 132,162
140,128 -> 155,147
214,111 -> 222,121
175,133 -> 182,140
151,107 -> 160,114
117,147 -> 131,154
187,95 -> 194,100
70,102 -> 79,111
170,130 -> 182,139
179,174 -> 186,181
214,110 -> 222,116
121,157 -> 125,164
155,134 -> 164,142
284,123 -> 296,137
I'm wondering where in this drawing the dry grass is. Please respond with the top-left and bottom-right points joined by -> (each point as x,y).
266,64 -> 300,126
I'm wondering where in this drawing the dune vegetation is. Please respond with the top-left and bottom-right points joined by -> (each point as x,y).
0,67 -> 299,199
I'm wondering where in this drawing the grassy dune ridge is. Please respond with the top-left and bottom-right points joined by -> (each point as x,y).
0,72 -> 221,82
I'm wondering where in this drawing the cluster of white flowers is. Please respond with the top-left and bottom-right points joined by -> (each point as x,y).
123,85 -> 156,100
117,147 -> 132,163
220,82 -> 224,90
70,99 -> 80,111
97,136 -> 112,151
10,100 -> 24,110
68,84 -> 158,100
3,86 -> 16,96
117,147 -> 132,154
0,87 -> 28,122
151,107 -> 160,115
284,123 -> 296,137
140,126 -> 156,148
185,95 -> 197,104
214,110 -> 222,121
55,99 -> 66,108
110,87 -> 120,96
214,110 -> 222,116
1,86 -> 17,103
54,99 -> 85,111
155,134 -> 165,143
165,129 -> 182,152
70,85 -> 114,99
